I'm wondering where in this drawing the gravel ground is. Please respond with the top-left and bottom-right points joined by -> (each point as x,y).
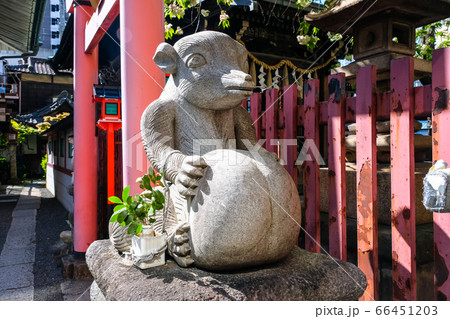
33,186 -> 71,301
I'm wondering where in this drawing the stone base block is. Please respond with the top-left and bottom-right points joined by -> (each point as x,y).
61,255 -> 93,280
86,240 -> 367,301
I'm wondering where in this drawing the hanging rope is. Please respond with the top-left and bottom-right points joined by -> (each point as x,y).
237,39 -> 337,74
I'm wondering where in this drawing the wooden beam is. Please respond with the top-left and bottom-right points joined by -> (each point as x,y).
65,0 -> 74,13
85,0 -> 120,53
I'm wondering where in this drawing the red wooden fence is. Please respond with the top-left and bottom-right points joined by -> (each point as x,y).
248,47 -> 450,301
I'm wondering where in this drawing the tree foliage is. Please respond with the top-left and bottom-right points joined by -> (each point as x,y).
415,18 -> 450,60
162,1 -> 450,61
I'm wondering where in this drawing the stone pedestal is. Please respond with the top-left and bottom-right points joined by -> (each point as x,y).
86,240 -> 367,301
7,144 -> 18,184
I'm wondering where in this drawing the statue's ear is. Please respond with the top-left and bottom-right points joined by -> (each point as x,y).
153,43 -> 178,75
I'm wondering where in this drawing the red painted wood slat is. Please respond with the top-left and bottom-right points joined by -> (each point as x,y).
415,85 -> 432,118
356,65 -> 379,301
250,93 -> 262,141
283,85 -> 298,184
390,57 -> 417,301
265,89 -> 279,153
303,79 -> 321,253
346,97 -> 356,123
432,47 -> 450,301
327,73 -> 347,260
376,91 -> 391,121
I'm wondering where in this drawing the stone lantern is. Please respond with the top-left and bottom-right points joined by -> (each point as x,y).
306,0 -> 450,89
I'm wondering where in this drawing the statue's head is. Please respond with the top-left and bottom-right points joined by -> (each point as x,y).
153,31 -> 255,110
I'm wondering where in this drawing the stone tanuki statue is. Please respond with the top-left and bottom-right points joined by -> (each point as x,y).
110,31 -> 301,270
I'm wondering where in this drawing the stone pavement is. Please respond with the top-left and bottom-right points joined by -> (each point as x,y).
0,186 -> 39,300
0,183 -> 92,301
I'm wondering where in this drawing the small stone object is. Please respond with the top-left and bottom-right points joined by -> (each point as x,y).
423,160 -> 450,212
60,230 -> 72,244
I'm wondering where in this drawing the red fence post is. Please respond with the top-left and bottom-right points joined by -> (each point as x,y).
303,79 -> 321,253
265,89 -> 279,153
250,93 -> 262,141
432,47 -> 450,301
390,57 -> 417,301
327,73 -> 347,260
356,65 -> 379,301
283,85 -> 298,184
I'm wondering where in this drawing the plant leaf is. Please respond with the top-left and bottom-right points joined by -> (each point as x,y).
110,213 -> 119,223
122,186 -> 130,202
117,210 -> 128,223
126,196 -> 133,205
136,223 -> 143,235
143,175 -> 151,190
113,204 -> 126,213
127,222 -> 138,235
149,206 -> 155,216
125,214 -> 133,225
154,190 -> 165,204
109,196 -> 122,204
130,201 -> 138,210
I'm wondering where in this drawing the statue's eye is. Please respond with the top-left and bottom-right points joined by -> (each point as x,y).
186,53 -> 206,68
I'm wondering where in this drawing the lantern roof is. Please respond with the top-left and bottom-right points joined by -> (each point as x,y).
306,0 -> 450,34
93,85 -> 121,99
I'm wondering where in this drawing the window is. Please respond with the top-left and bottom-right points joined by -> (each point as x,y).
52,31 -> 60,39
51,18 -> 59,25
68,137 -> 73,158
52,44 -> 60,50
105,102 -> 119,115
51,4 -> 59,12
54,140 -> 58,163
60,137 -> 65,157
48,139 -> 52,155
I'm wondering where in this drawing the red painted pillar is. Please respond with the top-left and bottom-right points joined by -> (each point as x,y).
356,65 -> 379,301
265,89 -> 279,153
432,47 -> 450,300
327,73 -> 347,261
303,79 -> 321,253
390,57 -> 416,301
107,124 -> 115,201
73,3 -> 98,254
120,0 -> 165,194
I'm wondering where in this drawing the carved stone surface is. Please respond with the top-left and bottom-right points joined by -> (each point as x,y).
131,31 -> 301,270
87,240 -> 367,301
189,149 -> 300,270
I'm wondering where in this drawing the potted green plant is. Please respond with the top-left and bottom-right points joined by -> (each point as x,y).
109,169 -> 167,269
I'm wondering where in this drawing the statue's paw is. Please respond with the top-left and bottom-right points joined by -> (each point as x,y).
175,155 -> 208,197
168,223 -> 194,267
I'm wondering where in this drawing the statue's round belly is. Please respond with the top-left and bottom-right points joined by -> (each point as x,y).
189,149 -> 301,270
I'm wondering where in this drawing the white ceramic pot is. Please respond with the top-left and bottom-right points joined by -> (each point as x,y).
131,225 -> 166,269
